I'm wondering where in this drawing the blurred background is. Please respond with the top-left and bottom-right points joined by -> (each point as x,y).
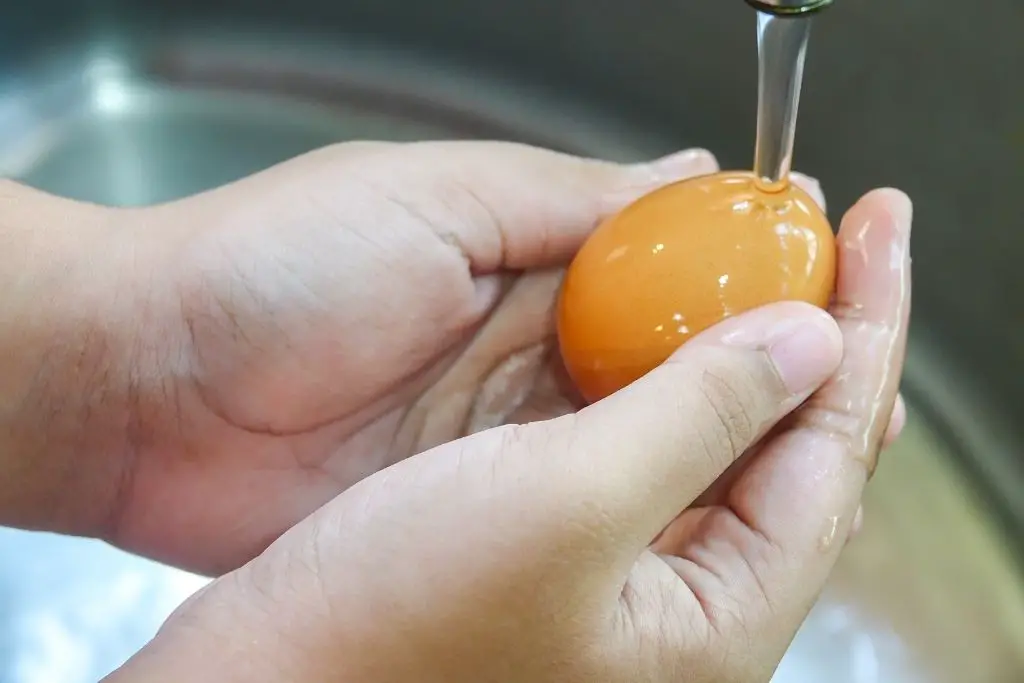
0,1 -> 1022,681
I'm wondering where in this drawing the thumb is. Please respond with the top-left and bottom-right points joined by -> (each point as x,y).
505,301 -> 843,574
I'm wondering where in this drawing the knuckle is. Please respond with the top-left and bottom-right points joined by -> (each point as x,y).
489,419 -> 566,463
493,421 -> 535,453
694,363 -> 761,466
793,402 -> 863,445
733,538 -> 782,621
471,423 -> 534,489
792,398 -> 887,476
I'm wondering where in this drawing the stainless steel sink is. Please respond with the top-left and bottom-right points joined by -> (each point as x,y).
2,2 -> 1023,682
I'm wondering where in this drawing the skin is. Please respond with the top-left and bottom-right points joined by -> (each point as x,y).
0,141 -> 910,681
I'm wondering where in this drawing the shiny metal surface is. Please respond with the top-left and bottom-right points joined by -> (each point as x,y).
746,0 -> 835,16
1,2 -> 1023,682
753,11 -> 812,190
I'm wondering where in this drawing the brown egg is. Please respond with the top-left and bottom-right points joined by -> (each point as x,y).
557,171 -> 836,404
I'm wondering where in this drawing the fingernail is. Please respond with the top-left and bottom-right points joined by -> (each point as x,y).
637,148 -> 718,184
791,172 -> 827,212
769,316 -> 843,394
722,304 -> 842,394
470,273 -> 509,315
884,394 -> 908,446
851,506 -> 865,536
875,188 -> 913,235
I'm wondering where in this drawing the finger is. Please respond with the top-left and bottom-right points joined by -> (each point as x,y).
849,505 -> 865,539
342,140 -> 720,271
804,188 -> 912,474
659,390 -> 901,554
679,189 -> 911,650
791,172 -> 826,212
884,393 -> 907,447
674,389 -> 905,518
511,301 -> 842,575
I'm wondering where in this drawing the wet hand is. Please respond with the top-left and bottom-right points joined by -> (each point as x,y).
110,188 -> 912,683
107,142 -> 724,573
17,140 -> 904,576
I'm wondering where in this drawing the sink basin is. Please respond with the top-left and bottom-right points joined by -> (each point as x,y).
2,2 -> 1023,682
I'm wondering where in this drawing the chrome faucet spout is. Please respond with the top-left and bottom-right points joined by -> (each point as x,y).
744,0 -> 834,16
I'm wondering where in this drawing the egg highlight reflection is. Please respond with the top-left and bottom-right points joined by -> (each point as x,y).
557,171 -> 836,404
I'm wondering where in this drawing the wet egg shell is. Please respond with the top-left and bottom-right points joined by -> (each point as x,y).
557,170 -> 837,404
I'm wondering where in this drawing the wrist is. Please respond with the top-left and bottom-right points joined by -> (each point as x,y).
0,181 -> 184,537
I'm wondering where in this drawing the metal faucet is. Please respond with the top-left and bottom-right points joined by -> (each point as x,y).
745,0 -> 834,191
744,0 -> 834,16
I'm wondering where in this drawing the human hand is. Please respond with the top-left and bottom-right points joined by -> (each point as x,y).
103,142 -> 727,573
109,188 -> 912,683
1,141 -> 903,576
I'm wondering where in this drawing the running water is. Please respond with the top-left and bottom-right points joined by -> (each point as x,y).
752,10 -> 813,193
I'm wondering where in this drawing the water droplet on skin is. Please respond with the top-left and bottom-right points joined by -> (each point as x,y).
819,515 -> 841,553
